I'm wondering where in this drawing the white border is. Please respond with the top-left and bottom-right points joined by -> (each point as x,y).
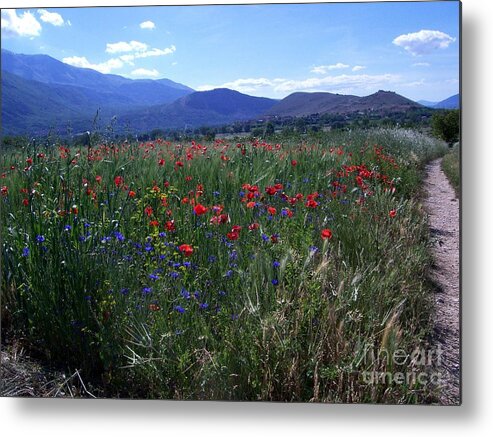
2,0 -> 492,435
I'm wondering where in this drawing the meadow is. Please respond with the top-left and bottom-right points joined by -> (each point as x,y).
1,128 -> 447,402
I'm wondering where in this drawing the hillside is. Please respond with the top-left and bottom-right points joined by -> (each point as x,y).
266,90 -> 423,118
1,49 -> 193,108
434,94 -> 460,109
118,88 -> 278,131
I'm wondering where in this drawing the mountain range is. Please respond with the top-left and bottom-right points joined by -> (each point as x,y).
417,94 -> 460,109
1,49 -> 458,136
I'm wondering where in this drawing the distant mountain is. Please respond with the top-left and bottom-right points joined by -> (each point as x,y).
417,100 -> 438,107
1,49 -> 193,108
433,94 -> 459,109
119,88 -> 278,131
2,71 -> 136,135
266,90 -> 423,118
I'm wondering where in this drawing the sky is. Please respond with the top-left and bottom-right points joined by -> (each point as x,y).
1,1 -> 460,102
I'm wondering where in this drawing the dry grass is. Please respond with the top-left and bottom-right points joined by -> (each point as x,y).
1,342 -> 97,398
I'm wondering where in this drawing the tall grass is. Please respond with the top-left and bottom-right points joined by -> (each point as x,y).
1,129 -> 447,401
441,144 -> 460,195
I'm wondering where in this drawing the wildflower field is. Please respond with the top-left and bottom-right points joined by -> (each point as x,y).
1,129 -> 447,402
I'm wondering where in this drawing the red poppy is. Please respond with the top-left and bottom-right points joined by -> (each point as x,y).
114,175 -> 124,187
227,231 -> 240,241
389,209 -> 397,218
179,244 -> 194,257
246,201 -> 256,209
267,206 -> 277,216
193,203 -> 208,216
144,205 -> 154,217
305,199 -> 318,208
22,198 -> 29,206
128,190 -> 136,198
149,220 -> 159,227
1,186 -> 8,196
321,229 -> 333,240
291,159 -> 297,166
248,223 -> 260,231
265,186 -> 277,195
158,159 -> 165,166
165,220 -> 176,231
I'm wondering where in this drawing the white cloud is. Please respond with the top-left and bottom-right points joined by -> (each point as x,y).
118,45 -> 176,64
1,9 -> 42,38
37,9 -> 68,27
393,29 -> 455,56
140,20 -> 155,30
62,56 -> 124,74
311,63 -> 350,74
413,62 -> 431,67
352,65 -> 366,72
131,68 -> 159,78
106,40 -> 148,54
198,73 -> 400,96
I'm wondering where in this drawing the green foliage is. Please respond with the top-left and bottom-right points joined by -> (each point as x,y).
431,110 -> 460,144
441,144 -> 460,195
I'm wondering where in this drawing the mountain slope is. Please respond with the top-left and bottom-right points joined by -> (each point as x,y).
266,90 -> 423,117
1,49 -> 193,107
433,94 -> 459,109
1,71 -> 132,135
119,88 -> 278,131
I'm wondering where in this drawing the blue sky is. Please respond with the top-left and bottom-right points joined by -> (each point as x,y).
1,1 -> 460,101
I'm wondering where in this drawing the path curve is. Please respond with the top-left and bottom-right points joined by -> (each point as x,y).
423,158 -> 460,405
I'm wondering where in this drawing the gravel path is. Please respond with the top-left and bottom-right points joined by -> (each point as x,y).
423,158 -> 460,405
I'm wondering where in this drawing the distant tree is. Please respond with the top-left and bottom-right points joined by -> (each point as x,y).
431,110 -> 460,144
263,122 -> 275,137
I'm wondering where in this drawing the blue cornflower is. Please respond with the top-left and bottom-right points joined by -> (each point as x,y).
213,191 -> 220,197
145,243 -> 154,252
239,190 -> 245,197
159,232 -> 166,238
261,233 -> 269,242
114,231 -> 125,242
218,290 -> 226,297
64,225 -> 72,231
194,291 -> 200,299
22,247 -> 30,257
199,302 -> 209,310
142,287 -> 152,295
84,223 -> 91,228
169,271 -> 180,279
225,270 -> 233,278
181,288 -> 190,299
149,273 -> 159,281
271,279 -> 279,286
229,250 -> 238,261
273,260 -> 280,268
183,261 -> 191,268
36,235 -> 45,243
208,255 -> 217,263
309,245 -> 319,254
175,305 -> 185,314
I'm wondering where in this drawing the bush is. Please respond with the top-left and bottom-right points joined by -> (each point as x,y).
431,110 -> 460,145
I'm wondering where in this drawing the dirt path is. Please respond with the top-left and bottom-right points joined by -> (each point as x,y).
423,158 -> 460,405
